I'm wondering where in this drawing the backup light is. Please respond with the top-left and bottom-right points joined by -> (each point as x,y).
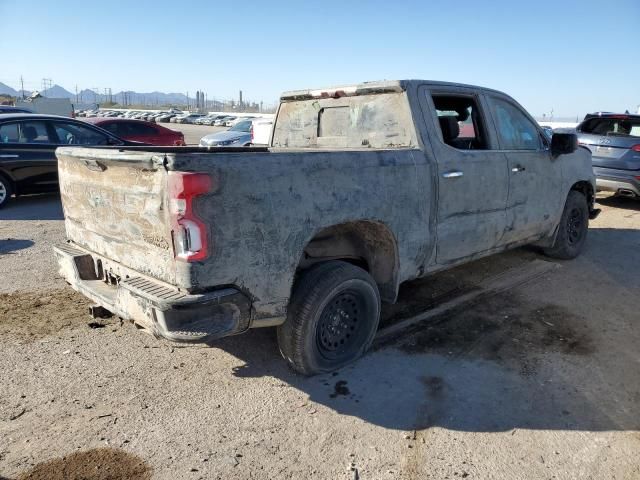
168,172 -> 212,262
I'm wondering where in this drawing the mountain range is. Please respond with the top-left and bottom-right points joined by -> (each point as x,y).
0,81 -> 191,105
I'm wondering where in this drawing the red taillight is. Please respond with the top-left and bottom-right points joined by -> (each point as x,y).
173,138 -> 186,146
168,172 -> 212,262
631,144 -> 640,152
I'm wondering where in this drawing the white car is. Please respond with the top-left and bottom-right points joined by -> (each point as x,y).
250,118 -> 273,145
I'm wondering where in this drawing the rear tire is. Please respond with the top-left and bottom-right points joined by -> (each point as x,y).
0,174 -> 13,209
544,190 -> 589,259
277,261 -> 381,375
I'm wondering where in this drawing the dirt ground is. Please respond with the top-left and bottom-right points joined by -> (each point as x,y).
0,193 -> 639,479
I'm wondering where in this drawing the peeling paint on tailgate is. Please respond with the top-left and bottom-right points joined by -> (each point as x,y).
57,148 -> 181,285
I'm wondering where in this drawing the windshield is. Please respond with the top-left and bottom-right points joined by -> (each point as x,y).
229,121 -> 252,132
579,117 -> 640,138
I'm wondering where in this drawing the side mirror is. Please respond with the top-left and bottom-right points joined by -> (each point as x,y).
551,132 -> 578,157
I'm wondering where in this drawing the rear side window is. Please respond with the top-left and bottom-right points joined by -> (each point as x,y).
579,117 -> 640,138
125,122 -> 158,136
0,121 -> 51,144
101,122 -> 122,136
0,123 -> 19,143
430,95 -> 489,150
490,97 -> 542,150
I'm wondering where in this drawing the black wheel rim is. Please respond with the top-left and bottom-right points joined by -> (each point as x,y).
566,207 -> 584,245
316,290 -> 366,360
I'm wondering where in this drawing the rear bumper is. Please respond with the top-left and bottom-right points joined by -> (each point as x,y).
593,167 -> 640,197
53,242 -> 251,342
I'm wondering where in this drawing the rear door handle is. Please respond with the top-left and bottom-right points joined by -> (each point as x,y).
442,170 -> 463,178
511,166 -> 526,173
0,154 -> 19,158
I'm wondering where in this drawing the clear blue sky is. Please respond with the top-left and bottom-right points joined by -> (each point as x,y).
1,0 -> 638,117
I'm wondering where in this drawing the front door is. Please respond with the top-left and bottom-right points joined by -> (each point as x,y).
486,95 -> 563,243
418,86 -> 509,265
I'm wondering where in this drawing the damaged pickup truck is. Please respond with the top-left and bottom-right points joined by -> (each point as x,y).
54,80 -> 599,374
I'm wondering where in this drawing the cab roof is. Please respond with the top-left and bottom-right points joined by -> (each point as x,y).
279,79 -> 505,101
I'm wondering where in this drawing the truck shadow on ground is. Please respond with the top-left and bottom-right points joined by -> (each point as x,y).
0,194 -> 63,221
214,228 -> 639,433
596,194 -> 640,211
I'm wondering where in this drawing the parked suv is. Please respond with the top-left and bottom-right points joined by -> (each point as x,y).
576,113 -> 640,198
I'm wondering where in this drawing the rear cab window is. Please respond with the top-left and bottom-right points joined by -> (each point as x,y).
272,91 -> 417,149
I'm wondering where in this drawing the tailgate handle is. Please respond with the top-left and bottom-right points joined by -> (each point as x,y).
83,160 -> 107,172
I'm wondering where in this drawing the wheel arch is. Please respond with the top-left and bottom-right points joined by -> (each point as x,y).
296,220 -> 400,303
0,168 -> 15,190
570,180 -> 594,204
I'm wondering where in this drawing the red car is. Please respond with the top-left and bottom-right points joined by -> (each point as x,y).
83,118 -> 186,146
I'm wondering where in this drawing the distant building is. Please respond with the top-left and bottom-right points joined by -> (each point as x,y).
16,93 -> 73,117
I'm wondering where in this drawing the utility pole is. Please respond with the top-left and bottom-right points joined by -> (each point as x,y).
41,78 -> 53,95
75,85 -> 78,104
20,76 -> 25,99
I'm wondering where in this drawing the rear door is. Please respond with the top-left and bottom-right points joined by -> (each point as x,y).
485,94 -> 562,243
577,116 -> 640,171
0,120 -> 59,193
418,85 -> 509,264
124,122 -> 165,144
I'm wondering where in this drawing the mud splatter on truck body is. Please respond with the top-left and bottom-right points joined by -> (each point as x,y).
54,80 -> 595,363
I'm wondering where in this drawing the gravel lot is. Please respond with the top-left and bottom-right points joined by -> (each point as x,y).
0,192 -> 639,479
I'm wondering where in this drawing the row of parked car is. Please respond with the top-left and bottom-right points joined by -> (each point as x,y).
75,109 -> 271,127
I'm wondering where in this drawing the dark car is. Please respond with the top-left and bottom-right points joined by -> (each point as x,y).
83,118 -> 186,146
576,113 -> 640,199
0,106 -> 34,114
0,113 -> 134,208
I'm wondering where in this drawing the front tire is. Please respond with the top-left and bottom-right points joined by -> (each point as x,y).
0,174 -> 13,209
544,190 -> 589,259
277,261 -> 381,375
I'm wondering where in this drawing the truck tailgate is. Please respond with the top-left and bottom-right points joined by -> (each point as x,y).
56,147 -> 178,285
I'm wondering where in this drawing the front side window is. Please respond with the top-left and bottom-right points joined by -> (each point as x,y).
0,121 -> 51,144
490,97 -> 542,150
53,122 -> 111,145
0,123 -> 19,143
